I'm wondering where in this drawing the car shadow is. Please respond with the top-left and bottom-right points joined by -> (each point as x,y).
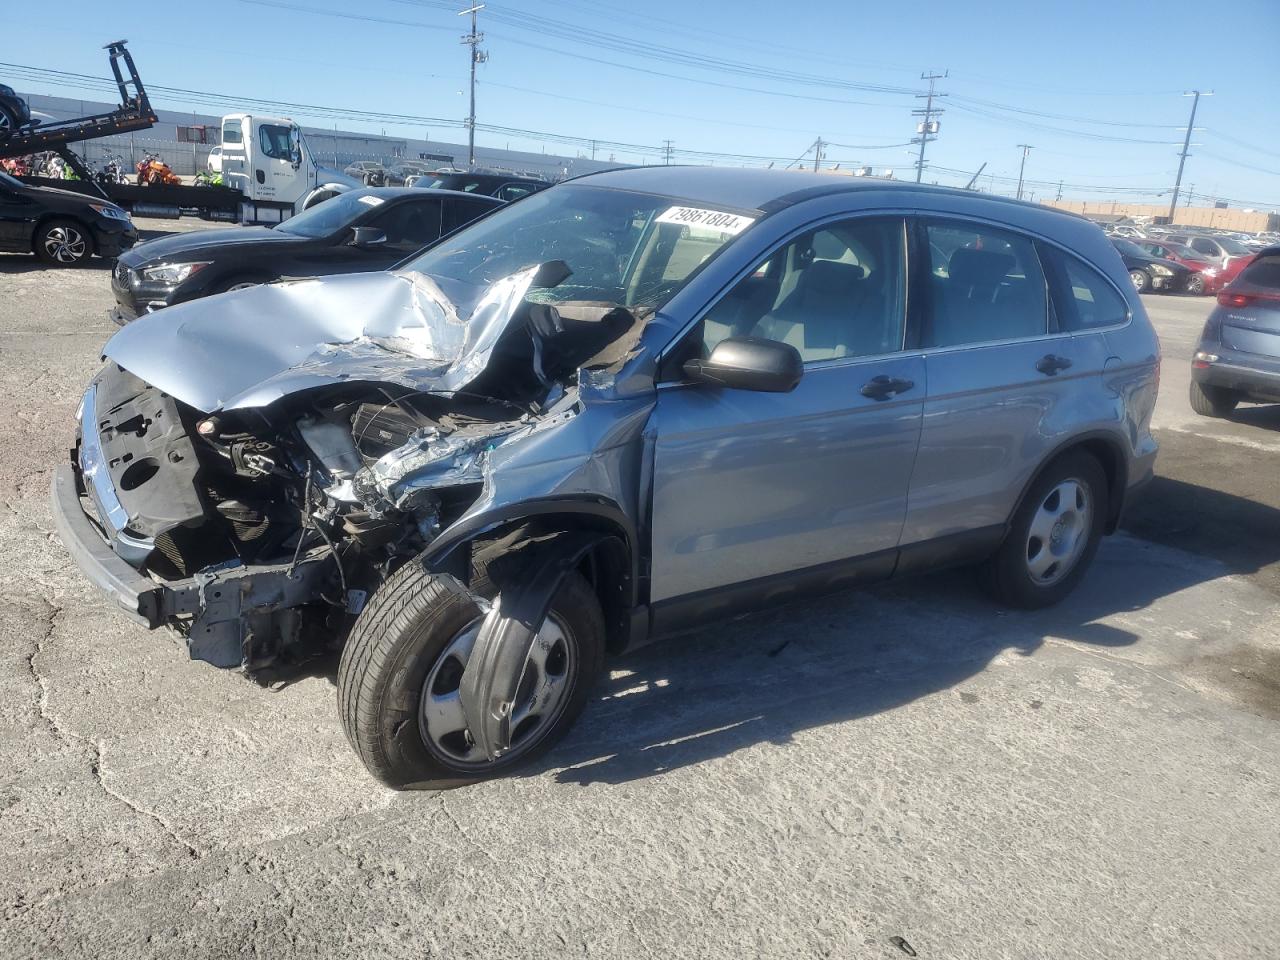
1225,403 -> 1280,433
533,538 -> 1206,787
0,253 -> 112,272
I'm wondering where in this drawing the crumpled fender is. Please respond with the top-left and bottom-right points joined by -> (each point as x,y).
458,530 -> 609,761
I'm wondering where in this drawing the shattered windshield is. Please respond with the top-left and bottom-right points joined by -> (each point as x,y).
401,184 -> 757,310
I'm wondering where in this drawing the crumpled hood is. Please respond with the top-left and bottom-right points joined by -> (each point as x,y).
103,268 -> 537,413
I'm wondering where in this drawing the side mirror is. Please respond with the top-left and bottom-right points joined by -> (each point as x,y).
683,336 -> 803,393
349,226 -> 387,248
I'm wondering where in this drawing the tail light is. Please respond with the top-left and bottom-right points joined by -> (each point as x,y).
1217,290 -> 1280,308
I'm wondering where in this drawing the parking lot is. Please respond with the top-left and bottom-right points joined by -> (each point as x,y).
1,221 -> 1277,958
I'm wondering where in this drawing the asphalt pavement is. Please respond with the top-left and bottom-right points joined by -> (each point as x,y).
0,231 -> 1276,959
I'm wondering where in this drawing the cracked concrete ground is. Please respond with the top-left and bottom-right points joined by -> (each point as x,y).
1,232 -> 1278,959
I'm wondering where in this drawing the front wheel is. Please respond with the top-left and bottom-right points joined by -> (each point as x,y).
35,219 -> 93,266
337,562 -> 605,789
1189,380 -> 1239,418
984,451 -> 1107,609
1129,269 -> 1151,293
1186,273 -> 1206,295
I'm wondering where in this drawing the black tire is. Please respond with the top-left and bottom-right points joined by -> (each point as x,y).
1186,273 -> 1206,295
0,101 -> 19,139
337,560 -> 605,790
1129,269 -> 1151,294
34,218 -> 94,266
1189,380 -> 1239,418
984,451 -> 1108,610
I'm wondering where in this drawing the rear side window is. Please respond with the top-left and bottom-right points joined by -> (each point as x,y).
922,222 -> 1049,347
1240,254 -> 1280,289
1190,238 -> 1219,256
1044,250 -> 1129,330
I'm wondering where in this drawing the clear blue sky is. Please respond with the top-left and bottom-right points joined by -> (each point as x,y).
5,0 -> 1278,206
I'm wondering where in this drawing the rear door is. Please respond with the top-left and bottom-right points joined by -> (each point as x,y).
0,180 -> 35,250
650,215 -> 923,617
901,218 -> 1113,553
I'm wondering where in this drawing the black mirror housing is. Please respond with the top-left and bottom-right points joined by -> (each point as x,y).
683,336 -> 803,393
350,226 -> 387,248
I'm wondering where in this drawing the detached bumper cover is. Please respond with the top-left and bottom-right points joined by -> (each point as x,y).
50,464 -> 162,627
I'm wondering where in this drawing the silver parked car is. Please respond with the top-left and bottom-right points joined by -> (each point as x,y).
1190,246 -> 1280,416
52,168 -> 1160,788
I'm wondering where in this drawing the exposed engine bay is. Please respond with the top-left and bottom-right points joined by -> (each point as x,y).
74,269 -> 649,673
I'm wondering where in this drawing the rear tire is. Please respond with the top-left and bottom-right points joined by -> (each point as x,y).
337,559 -> 605,790
1189,380 -> 1239,418
985,451 -> 1108,609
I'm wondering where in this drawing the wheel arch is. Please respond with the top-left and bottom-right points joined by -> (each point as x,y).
31,213 -> 96,257
424,497 -> 641,655
1007,430 -> 1130,538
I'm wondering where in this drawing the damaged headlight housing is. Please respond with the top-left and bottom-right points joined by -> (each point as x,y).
140,261 -> 212,284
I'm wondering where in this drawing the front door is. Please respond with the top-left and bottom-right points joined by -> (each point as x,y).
649,216 -> 923,619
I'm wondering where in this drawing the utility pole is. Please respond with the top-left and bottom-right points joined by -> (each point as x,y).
1055,180 -> 1064,201
459,4 -> 488,168
912,70 -> 947,183
812,137 -> 824,172
662,139 -> 673,165
964,161 -> 987,190
590,139 -> 597,161
1015,144 -> 1033,200
1168,90 -> 1210,223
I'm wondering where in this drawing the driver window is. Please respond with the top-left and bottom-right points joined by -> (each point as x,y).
368,200 -> 443,253
698,217 -> 906,363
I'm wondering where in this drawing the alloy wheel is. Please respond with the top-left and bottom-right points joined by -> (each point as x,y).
43,225 -> 88,264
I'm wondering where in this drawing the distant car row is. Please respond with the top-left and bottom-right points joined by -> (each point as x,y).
340,160 -> 550,199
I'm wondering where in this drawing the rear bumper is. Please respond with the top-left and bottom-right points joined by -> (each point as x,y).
1193,356 -> 1280,401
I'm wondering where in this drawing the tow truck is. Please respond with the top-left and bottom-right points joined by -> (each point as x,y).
1,41 -> 354,224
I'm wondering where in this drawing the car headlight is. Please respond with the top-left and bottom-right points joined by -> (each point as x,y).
88,203 -> 131,222
139,262 -> 212,284
1150,264 -> 1173,277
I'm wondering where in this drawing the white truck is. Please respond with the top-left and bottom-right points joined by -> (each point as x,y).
214,112 -> 358,223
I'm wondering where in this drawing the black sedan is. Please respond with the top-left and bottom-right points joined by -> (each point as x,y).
0,169 -> 137,266
0,82 -> 32,135
414,170 -> 549,201
1111,237 -> 1192,294
110,187 -> 502,322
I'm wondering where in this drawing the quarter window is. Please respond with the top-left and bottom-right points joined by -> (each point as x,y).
922,222 -> 1049,347
1045,250 -> 1129,330
222,119 -> 243,145
698,217 -> 906,364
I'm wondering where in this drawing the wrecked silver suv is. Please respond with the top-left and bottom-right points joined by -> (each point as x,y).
53,167 -> 1159,788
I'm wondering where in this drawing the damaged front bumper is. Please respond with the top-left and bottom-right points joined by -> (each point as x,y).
51,463 -> 331,667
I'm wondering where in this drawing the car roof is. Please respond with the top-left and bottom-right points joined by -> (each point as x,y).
570,165 -> 1089,220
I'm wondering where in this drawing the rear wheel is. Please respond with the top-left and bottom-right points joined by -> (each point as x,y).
34,219 -> 93,266
0,102 -> 18,138
337,560 -> 605,789
1189,380 -> 1240,418
1129,269 -> 1151,293
985,451 -> 1107,609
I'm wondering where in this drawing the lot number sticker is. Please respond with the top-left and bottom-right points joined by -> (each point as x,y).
656,206 -> 755,236
357,195 -> 385,207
